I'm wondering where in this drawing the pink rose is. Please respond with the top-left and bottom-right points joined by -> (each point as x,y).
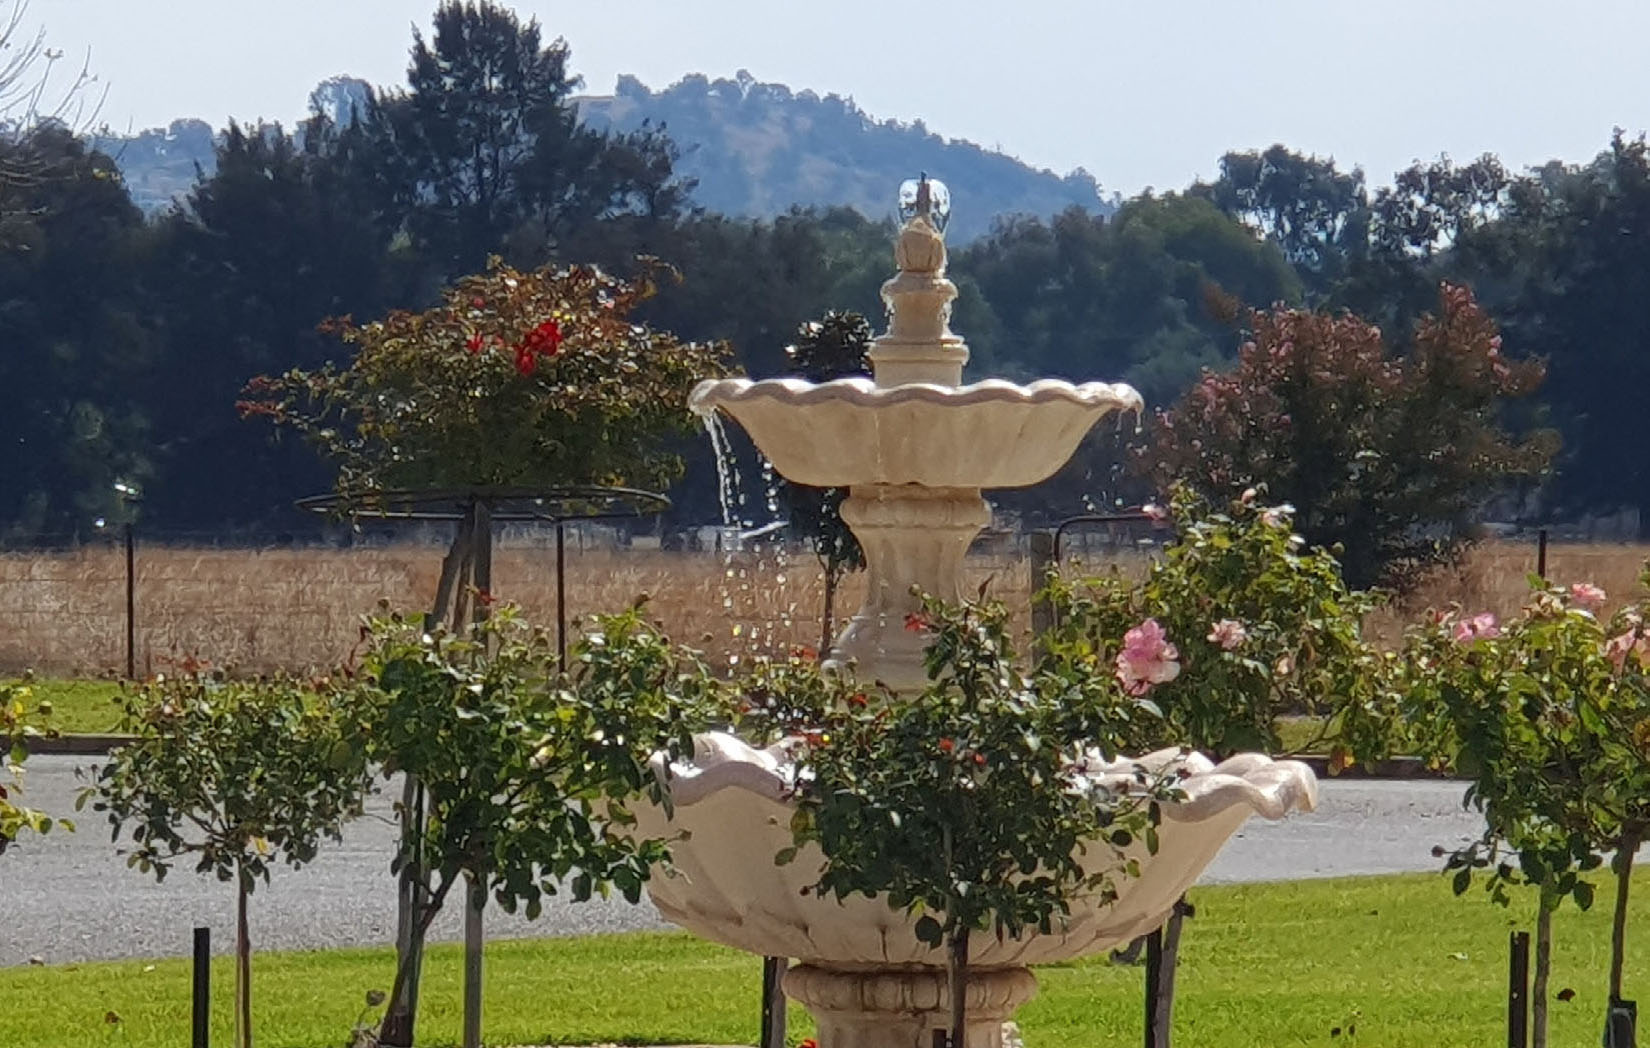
1207,619 -> 1248,651
1604,627 -> 1650,670
1260,503 -> 1296,528
1569,583 -> 1607,612
1116,619 -> 1181,697
1452,612 -> 1502,645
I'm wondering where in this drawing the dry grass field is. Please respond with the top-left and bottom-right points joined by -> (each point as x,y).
2,534 -> 1644,677
0,536 -> 1033,677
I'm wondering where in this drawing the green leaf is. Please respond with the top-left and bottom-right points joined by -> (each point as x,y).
1573,880 -> 1595,911
913,915 -> 943,946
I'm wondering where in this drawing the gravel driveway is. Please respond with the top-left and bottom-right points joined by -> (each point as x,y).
0,756 -> 1484,967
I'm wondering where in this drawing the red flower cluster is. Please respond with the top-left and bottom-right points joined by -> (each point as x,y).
514,319 -> 564,376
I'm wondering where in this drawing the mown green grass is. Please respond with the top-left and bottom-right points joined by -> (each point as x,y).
11,678 -> 125,734
3,870 -> 1646,1048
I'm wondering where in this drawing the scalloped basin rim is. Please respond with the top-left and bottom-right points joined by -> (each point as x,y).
637,734 -> 1320,968
689,376 -> 1145,415
653,734 -> 1320,819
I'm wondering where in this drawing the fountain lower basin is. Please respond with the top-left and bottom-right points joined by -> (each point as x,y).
636,734 -> 1317,969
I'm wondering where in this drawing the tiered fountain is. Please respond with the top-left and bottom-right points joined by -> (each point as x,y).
639,179 -> 1317,1048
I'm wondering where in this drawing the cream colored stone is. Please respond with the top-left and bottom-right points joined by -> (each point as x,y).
663,183 -> 1318,1047
635,736 -> 1318,969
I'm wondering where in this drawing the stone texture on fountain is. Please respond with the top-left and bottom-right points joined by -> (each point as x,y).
635,734 -> 1318,969
663,178 -> 1318,1048
687,377 -> 1141,490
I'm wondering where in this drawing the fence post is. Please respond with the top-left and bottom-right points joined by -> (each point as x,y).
1509,930 -> 1529,1048
124,522 -> 136,680
760,956 -> 787,1048
192,926 -> 210,1048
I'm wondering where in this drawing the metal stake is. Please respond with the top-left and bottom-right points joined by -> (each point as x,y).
192,926 -> 210,1048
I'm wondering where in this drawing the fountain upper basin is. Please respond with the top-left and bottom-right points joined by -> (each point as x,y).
689,376 -> 1143,489
635,734 -> 1317,969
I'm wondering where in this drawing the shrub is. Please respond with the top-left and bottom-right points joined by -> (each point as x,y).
1042,488 -> 1384,760
240,258 -> 733,502
1139,284 -> 1554,590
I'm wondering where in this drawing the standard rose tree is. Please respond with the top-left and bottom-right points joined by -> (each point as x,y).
1040,487 -> 1384,762
83,674 -> 372,1048
239,257 -> 733,503
1376,573 -> 1650,1048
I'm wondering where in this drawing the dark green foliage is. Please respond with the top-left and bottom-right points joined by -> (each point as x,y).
780,311 -> 872,583
1492,134 -> 1650,527
139,119 -> 400,529
949,197 -> 1299,408
1192,144 -> 1370,300
0,126 -> 152,537
361,0 -> 688,277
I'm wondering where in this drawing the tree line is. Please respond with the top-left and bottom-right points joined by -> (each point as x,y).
2,0 -> 1647,542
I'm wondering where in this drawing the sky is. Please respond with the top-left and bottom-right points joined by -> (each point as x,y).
42,0 -> 1650,196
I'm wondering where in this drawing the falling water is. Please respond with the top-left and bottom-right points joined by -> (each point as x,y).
702,412 -> 798,671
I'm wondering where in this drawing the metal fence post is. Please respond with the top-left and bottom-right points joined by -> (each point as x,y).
1509,930 -> 1529,1048
192,926 -> 210,1048
124,522 -> 136,680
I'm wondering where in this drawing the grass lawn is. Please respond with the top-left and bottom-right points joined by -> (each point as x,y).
11,678 -> 125,734
2,870 -> 1646,1048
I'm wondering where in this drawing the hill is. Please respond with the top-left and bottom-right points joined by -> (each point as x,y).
576,72 -> 1113,240
93,72 -> 1111,237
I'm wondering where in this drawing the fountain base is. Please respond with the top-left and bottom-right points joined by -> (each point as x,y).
784,964 -> 1037,1048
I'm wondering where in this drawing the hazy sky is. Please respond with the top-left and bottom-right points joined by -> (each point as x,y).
44,0 -> 1650,195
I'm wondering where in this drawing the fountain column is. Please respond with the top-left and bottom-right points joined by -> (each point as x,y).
828,179 -> 990,692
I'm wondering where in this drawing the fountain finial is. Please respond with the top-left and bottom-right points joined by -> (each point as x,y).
875,176 -> 967,386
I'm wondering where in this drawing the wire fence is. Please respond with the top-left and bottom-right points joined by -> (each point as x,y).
0,521 -> 1637,679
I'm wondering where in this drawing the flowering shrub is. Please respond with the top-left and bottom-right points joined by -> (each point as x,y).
0,677 -> 67,856
1042,487 -> 1383,759
240,258 -> 733,501
84,670 -> 373,1048
767,596 -> 1173,1039
1372,572 -> 1650,1022
1139,283 -> 1554,589
351,602 -> 721,1044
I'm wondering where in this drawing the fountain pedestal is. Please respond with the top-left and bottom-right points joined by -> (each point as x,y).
832,484 -> 991,691
785,965 -> 1036,1048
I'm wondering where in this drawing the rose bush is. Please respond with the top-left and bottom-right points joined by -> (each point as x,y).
240,258 -> 734,502
1369,571 -> 1650,1045
1041,487 -> 1385,760
764,595 -> 1174,1046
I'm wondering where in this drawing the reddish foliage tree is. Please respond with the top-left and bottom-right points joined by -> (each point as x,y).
1139,283 -> 1555,589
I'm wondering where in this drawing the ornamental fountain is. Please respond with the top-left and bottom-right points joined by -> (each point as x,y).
639,179 -> 1318,1048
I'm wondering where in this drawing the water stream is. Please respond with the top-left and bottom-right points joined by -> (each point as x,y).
702,412 -> 801,670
